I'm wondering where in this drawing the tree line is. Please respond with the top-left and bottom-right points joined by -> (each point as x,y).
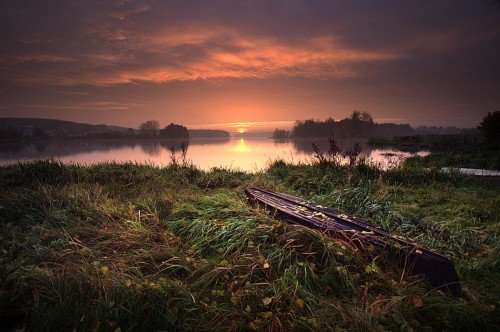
272,111 -> 498,144
0,118 -> 231,139
138,120 -> 231,139
139,120 -> 189,138
287,112 -> 414,139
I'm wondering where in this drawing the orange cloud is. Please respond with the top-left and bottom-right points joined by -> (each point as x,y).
6,23 -> 402,86
70,26 -> 401,85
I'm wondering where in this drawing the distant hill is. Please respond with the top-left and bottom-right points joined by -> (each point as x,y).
0,118 -> 132,135
0,118 -> 232,139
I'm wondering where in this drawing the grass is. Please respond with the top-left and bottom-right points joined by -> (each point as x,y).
0,157 -> 498,331
404,151 -> 500,170
368,134 -> 500,170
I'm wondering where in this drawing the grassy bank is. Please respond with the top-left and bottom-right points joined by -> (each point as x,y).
369,134 -> 500,170
0,159 -> 498,331
404,151 -> 500,170
368,134 -> 485,152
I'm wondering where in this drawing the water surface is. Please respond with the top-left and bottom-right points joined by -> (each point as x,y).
0,138 -> 428,172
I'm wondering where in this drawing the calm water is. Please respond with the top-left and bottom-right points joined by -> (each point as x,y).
0,138 -> 428,172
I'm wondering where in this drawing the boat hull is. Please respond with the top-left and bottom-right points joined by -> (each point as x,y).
245,188 -> 461,296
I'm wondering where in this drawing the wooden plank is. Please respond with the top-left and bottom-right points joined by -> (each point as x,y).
245,188 -> 461,295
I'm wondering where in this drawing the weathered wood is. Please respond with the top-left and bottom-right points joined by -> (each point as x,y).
245,188 -> 461,295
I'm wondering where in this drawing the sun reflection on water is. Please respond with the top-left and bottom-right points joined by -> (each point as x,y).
234,138 -> 251,153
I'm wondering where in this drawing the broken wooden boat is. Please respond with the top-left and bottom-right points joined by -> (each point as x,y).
245,188 -> 461,295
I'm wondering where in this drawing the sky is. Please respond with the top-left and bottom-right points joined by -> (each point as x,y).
1,0 -> 499,131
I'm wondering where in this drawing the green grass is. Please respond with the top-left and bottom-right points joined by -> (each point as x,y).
0,158 -> 498,331
368,134 -> 500,170
404,151 -> 500,170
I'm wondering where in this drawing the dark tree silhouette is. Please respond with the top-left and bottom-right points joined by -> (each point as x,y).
351,111 -> 361,121
290,112 -> 412,138
478,111 -> 499,142
272,129 -> 289,139
139,120 -> 160,136
361,112 -> 373,123
159,123 -> 189,139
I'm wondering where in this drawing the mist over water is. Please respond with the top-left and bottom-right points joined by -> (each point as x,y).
0,138 -> 428,172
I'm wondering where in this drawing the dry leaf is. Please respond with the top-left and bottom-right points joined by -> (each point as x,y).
294,298 -> 305,309
412,297 -> 424,308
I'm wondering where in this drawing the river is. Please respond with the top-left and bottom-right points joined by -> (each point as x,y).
0,137 -> 429,172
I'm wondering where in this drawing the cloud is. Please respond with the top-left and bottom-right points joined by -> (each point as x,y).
1,1 -> 498,88
2,23 -> 402,86
4,101 -> 146,111
0,54 -> 77,65
0,0 -> 499,128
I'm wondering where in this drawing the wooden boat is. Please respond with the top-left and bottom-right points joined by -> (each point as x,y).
245,188 -> 461,295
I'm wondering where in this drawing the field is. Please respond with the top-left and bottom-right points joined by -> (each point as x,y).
0,155 -> 498,331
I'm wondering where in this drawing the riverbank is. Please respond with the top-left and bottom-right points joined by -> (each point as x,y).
369,134 -> 500,170
368,133 -> 485,151
0,158 -> 498,330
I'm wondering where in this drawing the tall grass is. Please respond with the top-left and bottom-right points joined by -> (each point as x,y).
0,158 -> 498,330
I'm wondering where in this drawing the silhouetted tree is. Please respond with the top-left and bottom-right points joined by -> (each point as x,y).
478,111 -> 499,142
139,120 -> 160,136
272,129 -> 289,139
361,112 -> 373,123
351,111 -> 361,121
291,112 -> 392,138
126,128 -> 136,136
159,123 -> 189,139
